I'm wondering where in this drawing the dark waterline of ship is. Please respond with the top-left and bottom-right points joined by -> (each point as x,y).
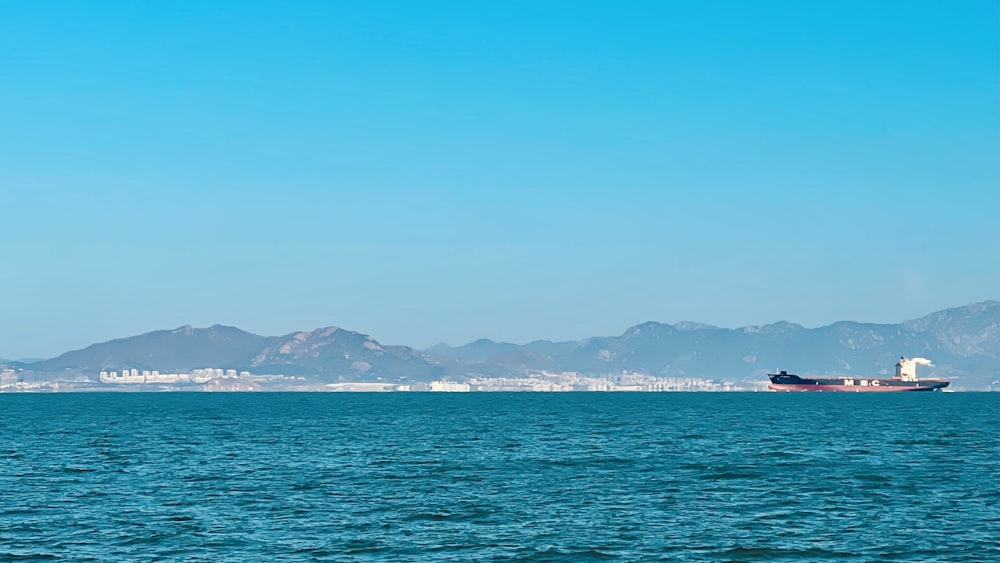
2,393 -> 997,561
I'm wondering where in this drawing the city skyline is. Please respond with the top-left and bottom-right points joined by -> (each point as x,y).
2,1 -> 997,359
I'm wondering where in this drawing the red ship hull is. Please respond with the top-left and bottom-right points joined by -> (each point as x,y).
767,382 -> 946,392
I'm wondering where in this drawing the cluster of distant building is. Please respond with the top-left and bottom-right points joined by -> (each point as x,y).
99,368 -> 250,385
315,375 -> 741,393
1,364 -> 749,392
444,370 -> 741,392
92,367 -> 738,391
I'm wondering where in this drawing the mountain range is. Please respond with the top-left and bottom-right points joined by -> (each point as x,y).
6,301 -> 998,390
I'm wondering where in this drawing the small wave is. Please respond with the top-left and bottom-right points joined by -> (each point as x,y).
710,470 -> 763,480
402,511 -> 452,522
341,539 -> 381,555
854,474 -> 891,483
756,450 -> 797,458
717,545 -> 855,559
506,547 -> 618,561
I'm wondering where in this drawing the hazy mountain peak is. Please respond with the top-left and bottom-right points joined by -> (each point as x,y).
904,300 -> 999,330
622,320 -> 717,336
302,326 -> 342,338
674,321 -> 718,332
29,324 -> 273,373
623,321 -> 669,338
900,300 -> 999,357
760,321 -> 804,332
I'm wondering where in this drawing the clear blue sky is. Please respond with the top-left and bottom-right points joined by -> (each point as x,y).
1,1 -> 997,358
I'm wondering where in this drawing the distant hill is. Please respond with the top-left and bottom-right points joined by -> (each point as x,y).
248,326 -> 442,382
29,325 -> 276,373
24,324 -> 443,383
426,301 -> 1000,390
16,301 -> 999,390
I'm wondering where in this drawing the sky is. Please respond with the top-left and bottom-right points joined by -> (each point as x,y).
1,1 -> 997,359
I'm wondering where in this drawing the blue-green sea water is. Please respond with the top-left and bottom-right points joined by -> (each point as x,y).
1,393 -> 997,561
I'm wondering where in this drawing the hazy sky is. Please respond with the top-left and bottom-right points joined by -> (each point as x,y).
2,1 -> 997,358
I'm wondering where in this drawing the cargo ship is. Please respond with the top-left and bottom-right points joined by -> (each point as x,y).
767,356 -> 949,392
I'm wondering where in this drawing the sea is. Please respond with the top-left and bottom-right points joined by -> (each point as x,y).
1,392 -> 997,562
